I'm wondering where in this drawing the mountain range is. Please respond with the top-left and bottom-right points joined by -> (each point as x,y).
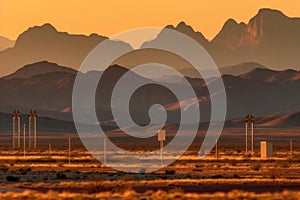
0,8 -> 299,132
0,24 -> 128,76
0,8 -> 299,77
0,61 -> 300,127
120,8 -> 300,73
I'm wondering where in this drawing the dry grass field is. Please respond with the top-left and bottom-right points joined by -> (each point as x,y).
0,127 -> 299,199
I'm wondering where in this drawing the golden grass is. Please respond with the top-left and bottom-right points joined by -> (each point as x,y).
0,189 -> 299,200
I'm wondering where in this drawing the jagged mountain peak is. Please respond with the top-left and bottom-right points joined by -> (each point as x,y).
15,23 -> 106,48
212,8 -> 299,50
28,23 -> 58,32
174,21 -> 208,43
212,18 -> 248,49
255,8 -> 288,19
224,18 -> 243,26
156,21 -> 209,47
176,21 -> 192,30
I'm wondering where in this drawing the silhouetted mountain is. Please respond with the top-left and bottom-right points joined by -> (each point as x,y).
177,62 -> 268,77
239,68 -> 278,81
220,62 -> 268,76
0,8 -> 299,77
0,62 -> 184,124
160,67 -> 300,120
112,48 -> 196,77
0,36 -> 14,51
255,112 -> 300,127
0,70 -> 75,120
211,19 -> 249,50
165,21 -> 209,48
143,8 -> 300,70
239,68 -> 300,83
0,23 -> 132,76
212,8 -> 300,69
3,61 -> 77,80
225,111 -> 300,128
1,61 -> 300,124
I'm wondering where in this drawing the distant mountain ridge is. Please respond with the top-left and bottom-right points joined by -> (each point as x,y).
145,8 -> 300,70
220,62 -> 268,76
212,9 -> 296,49
226,111 -> 300,128
3,61 -> 77,80
239,68 -> 300,82
0,8 -> 299,77
0,23 -> 131,76
177,62 -> 268,78
1,61 -> 300,124
216,8 -> 300,68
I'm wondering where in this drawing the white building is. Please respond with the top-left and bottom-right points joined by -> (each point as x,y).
261,141 -> 273,158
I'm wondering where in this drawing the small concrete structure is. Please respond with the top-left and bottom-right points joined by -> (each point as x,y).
261,141 -> 273,158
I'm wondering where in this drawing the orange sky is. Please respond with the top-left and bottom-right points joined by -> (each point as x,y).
0,0 -> 299,40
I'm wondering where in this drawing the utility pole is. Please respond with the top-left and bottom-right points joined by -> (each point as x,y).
104,138 -> 107,165
12,113 -> 15,149
251,122 -> 254,157
68,136 -> 71,165
34,111 -> 37,149
216,140 -> 218,159
17,111 -> 21,148
245,122 -> 248,155
23,124 -> 26,158
49,142 -> 52,157
28,110 -> 37,149
290,140 -> 293,158
245,114 -> 255,157
28,115 -> 31,149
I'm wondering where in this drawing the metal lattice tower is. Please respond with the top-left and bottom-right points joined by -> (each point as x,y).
28,110 -> 37,149
245,114 -> 255,156
12,110 -> 21,149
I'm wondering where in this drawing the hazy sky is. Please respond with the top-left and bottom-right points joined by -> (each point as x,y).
0,0 -> 299,40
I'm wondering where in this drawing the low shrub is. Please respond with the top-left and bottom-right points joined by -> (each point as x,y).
56,172 -> 67,180
6,175 -> 19,182
165,170 -> 176,175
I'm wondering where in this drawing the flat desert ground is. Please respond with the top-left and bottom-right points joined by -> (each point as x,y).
0,127 -> 299,199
